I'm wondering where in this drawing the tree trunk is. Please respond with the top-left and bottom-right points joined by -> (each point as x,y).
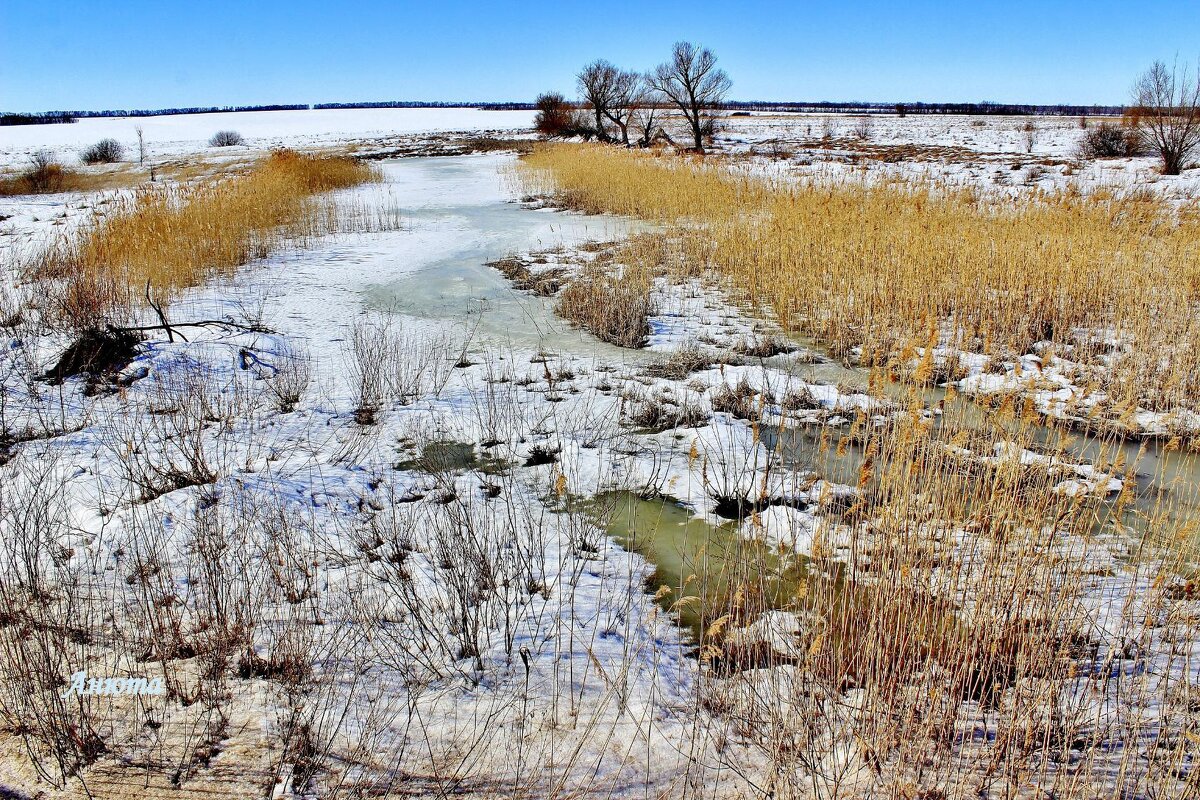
1163,147 -> 1183,175
593,109 -> 608,143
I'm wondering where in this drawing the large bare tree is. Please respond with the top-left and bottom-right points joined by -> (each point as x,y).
577,60 -> 621,143
647,42 -> 731,153
1132,60 -> 1200,175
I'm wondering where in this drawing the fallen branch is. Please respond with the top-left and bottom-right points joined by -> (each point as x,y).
107,319 -> 267,343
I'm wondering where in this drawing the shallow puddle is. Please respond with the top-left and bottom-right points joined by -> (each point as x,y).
590,491 -> 806,643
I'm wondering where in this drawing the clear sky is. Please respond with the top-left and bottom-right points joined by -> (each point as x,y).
3,1 -> 1199,111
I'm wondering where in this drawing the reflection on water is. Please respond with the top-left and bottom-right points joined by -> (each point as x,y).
766,333 -> 1200,538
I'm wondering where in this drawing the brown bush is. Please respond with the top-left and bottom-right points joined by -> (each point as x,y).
534,93 -> 574,138
0,151 -> 73,195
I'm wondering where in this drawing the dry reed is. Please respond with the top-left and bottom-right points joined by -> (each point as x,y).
35,149 -> 383,325
520,144 -> 1200,420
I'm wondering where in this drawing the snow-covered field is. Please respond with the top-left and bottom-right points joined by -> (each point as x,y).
0,109 -> 1196,798
0,107 -> 535,165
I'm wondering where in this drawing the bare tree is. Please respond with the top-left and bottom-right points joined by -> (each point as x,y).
647,42 -> 731,153
602,69 -> 645,146
577,60 -> 620,143
1132,60 -> 1200,175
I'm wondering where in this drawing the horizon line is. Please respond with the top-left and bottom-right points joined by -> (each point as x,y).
2,98 -> 1129,119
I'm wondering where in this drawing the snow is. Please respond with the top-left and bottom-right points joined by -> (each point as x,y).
0,109 -> 1195,796
0,107 -> 535,166
712,111 -> 1200,201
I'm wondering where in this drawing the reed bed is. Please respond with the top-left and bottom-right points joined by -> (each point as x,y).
555,241 -> 657,347
684,385 -> 1200,797
522,143 -> 1200,795
35,149 -> 384,325
520,144 -> 1200,421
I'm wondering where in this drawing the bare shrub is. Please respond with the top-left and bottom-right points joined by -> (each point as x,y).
27,151 -> 68,191
623,389 -> 708,432
534,92 -> 573,138
80,138 -> 124,164
347,314 -> 458,422
1131,60 -> 1200,174
0,453 -> 108,787
1078,121 -> 1145,158
104,361 -> 256,504
0,151 -> 70,195
264,340 -> 313,413
1021,119 -> 1038,153
851,116 -> 873,141
358,480 -> 548,682
208,130 -> 245,147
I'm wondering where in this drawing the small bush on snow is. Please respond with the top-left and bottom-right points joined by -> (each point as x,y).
80,138 -> 124,164
209,130 -> 245,147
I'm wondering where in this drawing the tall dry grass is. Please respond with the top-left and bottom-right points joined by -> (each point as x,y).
520,144 -> 1200,423
0,156 -> 139,196
34,149 -> 384,325
556,243 -> 657,348
688,382 -> 1200,797
522,143 -> 1200,795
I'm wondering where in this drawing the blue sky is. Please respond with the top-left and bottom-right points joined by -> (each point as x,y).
2,1 -> 1198,111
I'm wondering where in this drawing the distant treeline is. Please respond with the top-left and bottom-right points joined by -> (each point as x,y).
313,101 -> 535,110
0,104 -> 311,125
1,112 -> 79,126
726,100 -> 1125,116
2,99 -> 1124,127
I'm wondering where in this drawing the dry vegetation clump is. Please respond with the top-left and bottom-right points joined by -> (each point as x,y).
521,144 -> 1200,415
208,130 -> 245,147
485,255 -> 569,296
0,151 -> 81,195
556,256 -> 655,348
644,344 -> 714,379
1079,121 -> 1146,158
623,388 -> 708,432
34,149 -> 383,326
